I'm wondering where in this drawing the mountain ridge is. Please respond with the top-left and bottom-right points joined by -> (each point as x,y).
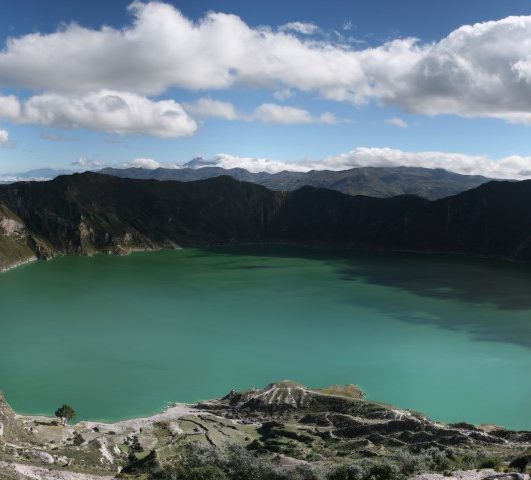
0,164 -> 494,200
1,172 -> 531,272
100,165 -> 491,200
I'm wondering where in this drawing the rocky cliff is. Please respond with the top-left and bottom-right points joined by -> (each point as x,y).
1,173 -> 531,271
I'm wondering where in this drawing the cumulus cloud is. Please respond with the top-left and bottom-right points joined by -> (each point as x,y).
2,91 -> 339,132
183,98 -> 241,120
312,148 -> 531,179
279,22 -> 319,35
182,98 -> 339,124
0,129 -> 10,147
197,153 -> 307,174
0,3 -> 530,124
125,158 -> 175,169
0,2 -> 370,102
185,147 -> 531,179
386,117 -> 409,128
0,94 -> 21,121
273,88 -> 294,101
0,91 -> 197,138
1,2 -> 531,130
72,157 -> 102,168
252,103 -> 338,124
365,18 -> 531,123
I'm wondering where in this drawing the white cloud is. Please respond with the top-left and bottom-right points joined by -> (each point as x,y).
0,95 -> 21,121
0,91 -> 197,138
386,117 -> 409,128
279,22 -> 319,35
183,97 -> 241,120
207,153 -> 308,174
0,90 -> 342,133
183,147 -> 531,179
72,157 -> 102,168
183,98 -> 339,125
252,103 -> 338,124
0,129 -> 10,147
343,20 -> 353,31
125,158 -> 174,170
273,88 -> 294,101
0,4 -> 530,124
362,19 -> 531,124
319,112 -> 340,125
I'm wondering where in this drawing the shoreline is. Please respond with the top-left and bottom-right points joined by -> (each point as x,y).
15,401 -> 200,436
1,242 -> 529,276
1,382 -> 529,479
0,255 -> 37,274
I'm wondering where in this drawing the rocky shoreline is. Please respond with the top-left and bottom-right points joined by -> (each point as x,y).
0,255 -> 37,274
1,381 -> 529,480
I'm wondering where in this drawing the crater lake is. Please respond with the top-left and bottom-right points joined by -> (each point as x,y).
1,247 -> 530,429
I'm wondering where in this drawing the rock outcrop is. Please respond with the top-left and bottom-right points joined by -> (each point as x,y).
0,205 -> 37,272
199,382 -> 530,452
0,392 -> 27,443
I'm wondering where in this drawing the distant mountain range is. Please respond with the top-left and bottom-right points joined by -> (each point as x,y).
1,172 -> 531,272
100,165 -> 490,200
1,164 -> 490,200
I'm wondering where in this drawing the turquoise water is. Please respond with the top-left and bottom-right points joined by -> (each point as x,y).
0,248 -> 530,429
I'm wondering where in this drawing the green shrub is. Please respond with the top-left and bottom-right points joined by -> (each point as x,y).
72,431 -> 84,446
185,466 -> 228,480
365,461 -> 401,480
394,450 -> 428,476
326,464 -> 367,480
477,454 -> 502,470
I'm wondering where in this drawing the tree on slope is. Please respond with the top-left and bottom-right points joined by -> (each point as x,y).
55,404 -> 76,426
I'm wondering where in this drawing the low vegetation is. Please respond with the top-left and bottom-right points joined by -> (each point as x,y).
125,443 -> 509,480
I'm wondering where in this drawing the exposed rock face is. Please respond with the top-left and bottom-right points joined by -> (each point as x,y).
210,380 -> 365,413
0,206 -> 37,272
0,392 -> 27,443
22,449 -> 55,464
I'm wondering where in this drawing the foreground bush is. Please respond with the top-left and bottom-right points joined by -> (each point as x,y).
151,443 -> 506,480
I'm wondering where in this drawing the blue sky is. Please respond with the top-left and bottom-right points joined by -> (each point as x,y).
1,0 -> 531,178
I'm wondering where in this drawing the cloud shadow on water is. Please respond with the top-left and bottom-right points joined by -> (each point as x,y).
197,246 -> 531,349
334,253 -> 531,349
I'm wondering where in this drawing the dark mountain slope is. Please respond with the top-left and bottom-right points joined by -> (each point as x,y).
271,180 -> 531,258
101,165 -> 490,200
1,173 -> 531,269
0,173 -> 280,257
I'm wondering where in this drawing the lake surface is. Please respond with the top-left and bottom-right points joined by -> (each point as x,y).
0,248 -> 530,429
